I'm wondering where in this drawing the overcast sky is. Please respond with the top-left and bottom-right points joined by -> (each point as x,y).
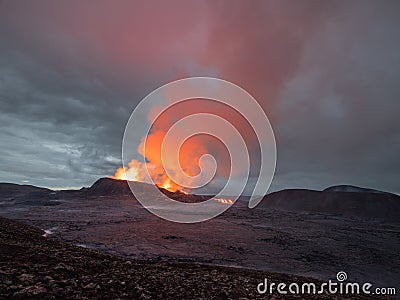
0,1 -> 399,194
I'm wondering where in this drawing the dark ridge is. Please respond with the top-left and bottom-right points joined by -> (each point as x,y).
259,189 -> 400,221
0,178 -> 211,203
324,184 -> 396,195
0,183 -> 54,207
84,177 -> 210,203
158,187 -> 212,203
84,177 -> 132,196
0,183 -> 51,198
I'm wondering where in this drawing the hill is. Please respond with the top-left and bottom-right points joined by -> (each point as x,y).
0,183 -> 51,198
324,185 -> 395,195
259,188 -> 400,221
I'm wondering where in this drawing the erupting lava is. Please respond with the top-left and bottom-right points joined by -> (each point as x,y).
112,126 -> 232,204
113,129 -> 207,193
113,159 -> 188,193
112,129 -> 207,193
156,177 -> 181,192
113,163 -> 233,204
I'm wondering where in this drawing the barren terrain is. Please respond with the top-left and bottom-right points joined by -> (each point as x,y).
0,178 -> 399,292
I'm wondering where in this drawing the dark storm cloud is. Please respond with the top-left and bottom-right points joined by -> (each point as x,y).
200,1 -> 400,194
0,0 -> 213,188
0,38 -> 131,187
271,1 -> 400,193
0,0 -> 399,193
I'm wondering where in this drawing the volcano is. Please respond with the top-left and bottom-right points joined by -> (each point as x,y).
0,178 -> 399,289
1,178 -> 399,219
80,177 -> 212,203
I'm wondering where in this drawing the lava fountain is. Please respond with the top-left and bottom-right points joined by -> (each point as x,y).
112,131 -> 232,204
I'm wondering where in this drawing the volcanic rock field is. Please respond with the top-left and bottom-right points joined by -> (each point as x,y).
0,178 -> 399,292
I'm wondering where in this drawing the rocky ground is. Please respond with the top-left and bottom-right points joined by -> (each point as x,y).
0,216 -> 383,299
3,195 -> 398,287
0,179 -> 399,298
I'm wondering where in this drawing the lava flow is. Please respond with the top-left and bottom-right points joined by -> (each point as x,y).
214,198 -> 234,205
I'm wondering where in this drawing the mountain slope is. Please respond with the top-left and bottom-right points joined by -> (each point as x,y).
259,188 -> 400,221
324,185 -> 395,195
83,177 -> 132,196
0,183 -> 51,198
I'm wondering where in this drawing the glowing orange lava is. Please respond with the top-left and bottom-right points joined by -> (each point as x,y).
112,127 -> 232,204
157,178 -> 174,191
214,198 -> 234,205
112,127 -> 210,193
113,163 -> 188,193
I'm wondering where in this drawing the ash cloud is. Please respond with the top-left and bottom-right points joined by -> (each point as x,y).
0,1 -> 399,193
